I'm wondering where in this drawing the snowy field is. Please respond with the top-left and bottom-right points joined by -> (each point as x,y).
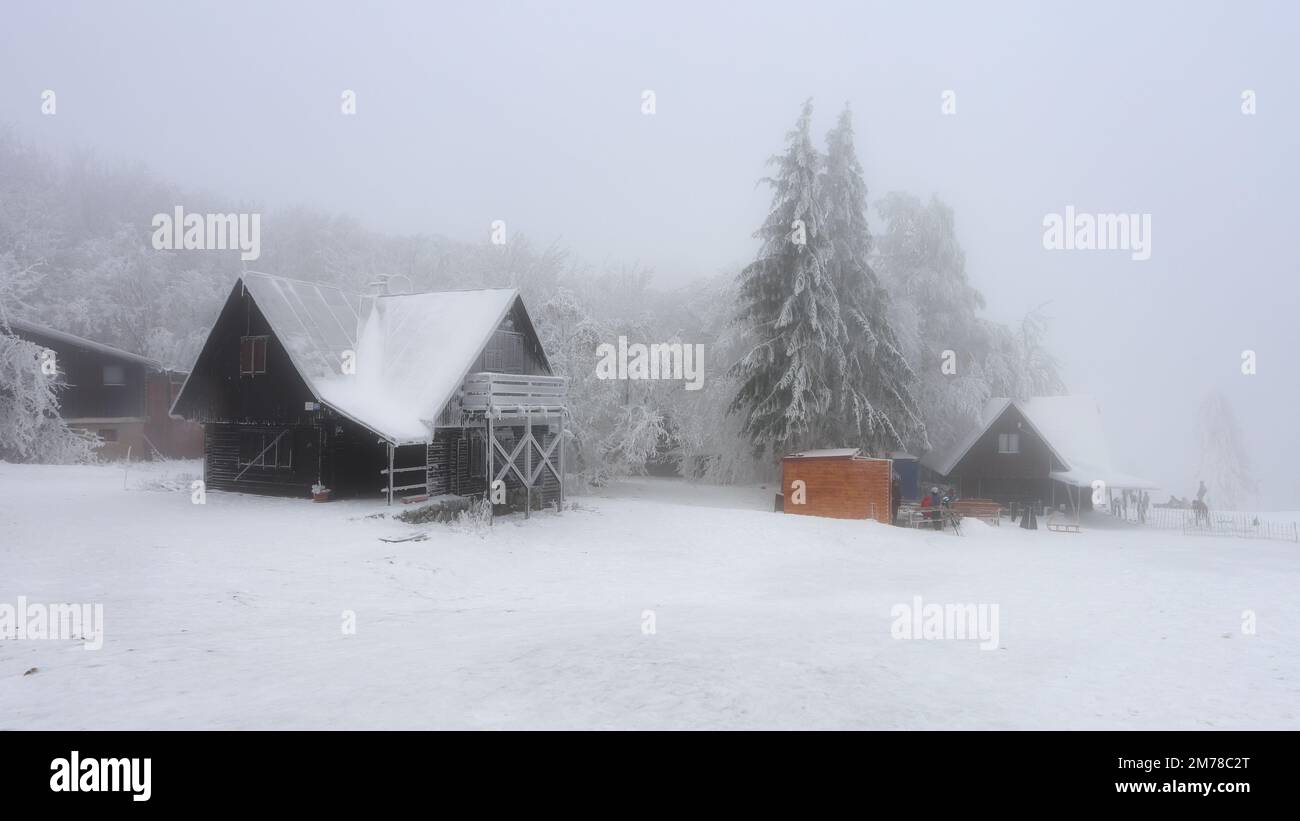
1,460 -> 1297,730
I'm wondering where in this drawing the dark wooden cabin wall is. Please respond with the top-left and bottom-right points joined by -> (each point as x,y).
465,301 -> 550,376
947,406 -> 1061,505
204,423 -> 319,497
12,327 -> 148,419
428,428 -> 488,497
173,285 -> 316,425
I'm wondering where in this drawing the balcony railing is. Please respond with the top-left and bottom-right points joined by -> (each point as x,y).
460,372 -> 566,416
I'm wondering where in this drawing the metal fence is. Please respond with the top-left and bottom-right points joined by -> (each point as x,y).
1101,505 -> 1298,542
1180,510 -> 1298,542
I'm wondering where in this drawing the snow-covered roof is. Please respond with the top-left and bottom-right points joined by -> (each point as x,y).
240,272 -> 525,445
921,395 -> 1157,490
5,317 -> 165,370
784,448 -> 864,459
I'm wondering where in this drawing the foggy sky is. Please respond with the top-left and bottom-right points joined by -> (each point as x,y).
3,1 -> 1297,505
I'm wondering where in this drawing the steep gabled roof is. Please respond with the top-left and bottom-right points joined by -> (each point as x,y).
179,272 -> 539,445
4,317 -> 164,370
921,395 -> 1157,490
920,398 -> 1019,477
240,272 -> 363,385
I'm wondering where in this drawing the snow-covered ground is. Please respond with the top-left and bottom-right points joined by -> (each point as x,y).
1,461 -> 1296,730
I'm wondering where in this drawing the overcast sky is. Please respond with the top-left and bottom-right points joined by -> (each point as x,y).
3,0 -> 1297,504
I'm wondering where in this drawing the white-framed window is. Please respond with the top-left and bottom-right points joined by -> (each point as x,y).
102,363 -> 126,386
998,433 -> 1020,454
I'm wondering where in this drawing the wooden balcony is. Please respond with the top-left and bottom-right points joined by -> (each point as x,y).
459,372 -> 566,417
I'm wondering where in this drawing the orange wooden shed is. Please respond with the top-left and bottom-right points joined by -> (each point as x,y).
780,448 -> 893,523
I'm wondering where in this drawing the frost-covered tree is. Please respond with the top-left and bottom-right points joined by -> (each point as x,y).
874,192 -> 1065,451
663,273 -> 772,484
821,105 -> 925,452
874,192 -> 992,449
730,100 -> 841,452
0,331 -> 99,463
534,282 -> 671,487
1194,389 -> 1258,510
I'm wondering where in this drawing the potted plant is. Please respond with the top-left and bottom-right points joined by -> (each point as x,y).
311,482 -> 332,502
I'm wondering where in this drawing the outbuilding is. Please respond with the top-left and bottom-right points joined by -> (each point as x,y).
780,448 -> 893,523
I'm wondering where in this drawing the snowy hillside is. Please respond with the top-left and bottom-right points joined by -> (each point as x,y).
1,462 -> 1296,730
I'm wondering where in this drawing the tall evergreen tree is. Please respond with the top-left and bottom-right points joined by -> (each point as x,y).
873,192 -> 1066,452
1194,389 -> 1258,510
729,100 -> 841,451
821,105 -> 925,452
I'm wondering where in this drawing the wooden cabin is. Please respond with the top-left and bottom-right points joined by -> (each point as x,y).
920,396 -> 1155,513
6,318 -> 203,460
170,272 -> 566,512
780,448 -> 893,523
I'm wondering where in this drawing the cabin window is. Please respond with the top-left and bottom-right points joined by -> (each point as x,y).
240,336 -> 268,375
102,364 -> 126,386
484,331 -> 525,373
237,430 -> 293,469
998,433 -> 1020,454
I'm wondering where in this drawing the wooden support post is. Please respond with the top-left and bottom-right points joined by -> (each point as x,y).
557,422 -> 564,511
386,443 -> 394,506
524,413 -> 532,520
487,416 -> 494,525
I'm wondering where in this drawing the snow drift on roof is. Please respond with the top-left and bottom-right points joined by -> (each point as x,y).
315,289 -> 519,443
241,272 -> 520,444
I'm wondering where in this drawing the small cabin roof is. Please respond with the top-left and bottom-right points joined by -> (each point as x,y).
784,448 -> 863,460
5,317 -> 165,370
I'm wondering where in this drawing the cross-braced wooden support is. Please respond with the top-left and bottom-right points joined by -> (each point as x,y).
485,412 -> 563,521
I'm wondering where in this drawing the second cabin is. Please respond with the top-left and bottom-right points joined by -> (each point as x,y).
171,272 -> 567,512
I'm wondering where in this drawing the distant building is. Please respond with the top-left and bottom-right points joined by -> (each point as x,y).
7,318 -> 203,460
920,396 -> 1156,511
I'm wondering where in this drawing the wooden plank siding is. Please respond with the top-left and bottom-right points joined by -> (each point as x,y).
782,455 -> 892,523
204,423 -> 319,497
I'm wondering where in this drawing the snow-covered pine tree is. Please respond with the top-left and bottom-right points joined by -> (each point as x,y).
821,105 -> 925,453
1194,389 -> 1259,510
873,192 -> 1064,453
873,192 -> 992,450
730,100 -> 841,452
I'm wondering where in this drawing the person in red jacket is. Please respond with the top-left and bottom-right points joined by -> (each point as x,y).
920,487 -> 939,529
